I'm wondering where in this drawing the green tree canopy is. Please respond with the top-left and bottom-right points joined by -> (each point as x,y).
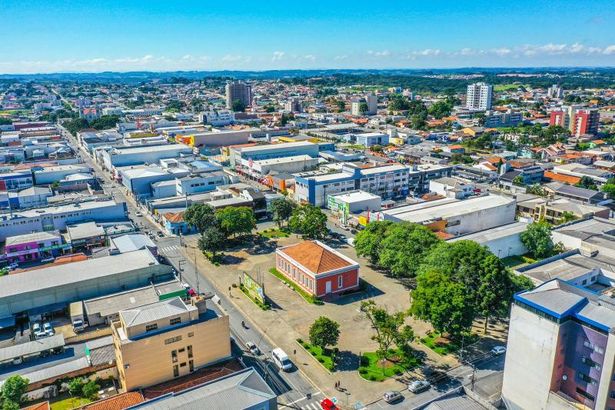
602,177 -> 615,199
89,115 -> 120,130
354,221 -> 394,265
288,204 -> 328,239
361,300 -> 415,361
1,375 -> 28,405
184,203 -> 216,233
520,221 -> 554,259
309,316 -> 340,349
387,94 -> 411,112
575,176 -> 598,191
198,226 -> 226,260
270,198 -> 295,228
377,223 -> 439,277
231,99 -> 246,112
82,380 -> 100,400
216,206 -> 256,238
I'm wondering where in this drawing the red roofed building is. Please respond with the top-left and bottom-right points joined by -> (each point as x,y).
275,240 -> 360,298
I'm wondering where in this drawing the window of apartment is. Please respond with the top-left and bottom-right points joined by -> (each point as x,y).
180,362 -> 187,367
171,350 -> 178,363
610,391 -> 615,399
577,372 -> 597,385
173,365 -> 179,377
145,323 -> 158,332
576,387 -> 595,401
189,360 -> 194,372
187,345 -> 193,358
581,357 -> 601,370
164,336 -> 182,345
338,276 -> 343,288
187,332 -> 194,338
170,317 -> 181,326
178,348 -> 185,353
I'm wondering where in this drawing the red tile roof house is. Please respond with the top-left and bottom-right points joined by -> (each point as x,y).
275,240 -> 360,298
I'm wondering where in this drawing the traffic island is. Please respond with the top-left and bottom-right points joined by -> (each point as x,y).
358,350 -> 421,382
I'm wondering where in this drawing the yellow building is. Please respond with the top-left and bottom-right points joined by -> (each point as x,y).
112,297 -> 231,391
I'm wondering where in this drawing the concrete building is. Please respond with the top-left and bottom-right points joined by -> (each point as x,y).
0,250 -> 173,320
129,368 -> 277,410
429,177 -> 475,199
354,132 -> 389,147
516,195 -> 610,224
548,84 -> 564,99
176,128 -> 256,148
483,110 -> 523,128
229,141 -> 320,168
0,200 -> 127,241
466,82 -> 493,111
295,163 -> 451,207
350,94 -> 377,116
327,190 -> 382,214
198,110 -> 235,126
240,155 -> 319,177
378,194 -> 516,236
276,240 -> 360,298
119,165 -> 190,197
33,165 -> 91,185
112,297 -> 231,391
101,144 -> 193,171
225,81 -> 252,109
3,231 -> 69,263
550,107 -> 600,137
175,173 -> 228,196
448,221 -> 528,258
502,279 -> 615,410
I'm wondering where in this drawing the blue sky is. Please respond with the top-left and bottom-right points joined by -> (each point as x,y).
1,0 -> 614,73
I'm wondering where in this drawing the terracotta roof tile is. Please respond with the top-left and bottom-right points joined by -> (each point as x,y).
543,171 -> 582,185
23,403 -> 50,410
279,241 -> 355,274
83,392 -> 144,410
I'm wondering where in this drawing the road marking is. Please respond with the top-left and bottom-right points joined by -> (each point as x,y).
160,245 -> 180,254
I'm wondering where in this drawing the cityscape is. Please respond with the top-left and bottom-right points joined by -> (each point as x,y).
1,2 -> 615,410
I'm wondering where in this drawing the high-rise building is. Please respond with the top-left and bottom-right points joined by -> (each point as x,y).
466,82 -> 493,111
284,98 -> 303,113
572,109 -> 600,137
350,93 -> 378,116
549,106 -> 599,137
366,93 -> 378,115
502,279 -> 615,410
225,81 -> 252,110
548,84 -> 564,99
112,297 -> 231,391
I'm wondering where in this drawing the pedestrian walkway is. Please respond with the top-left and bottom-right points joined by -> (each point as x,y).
159,244 -> 180,256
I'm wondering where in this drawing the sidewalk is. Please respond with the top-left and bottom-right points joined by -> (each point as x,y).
180,234 -> 461,406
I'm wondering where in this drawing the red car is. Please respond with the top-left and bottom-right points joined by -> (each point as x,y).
320,398 -> 338,410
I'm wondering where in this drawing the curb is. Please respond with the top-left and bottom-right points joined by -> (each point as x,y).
295,340 -> 334,375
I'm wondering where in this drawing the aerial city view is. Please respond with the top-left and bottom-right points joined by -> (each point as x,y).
0,1 -> 614,409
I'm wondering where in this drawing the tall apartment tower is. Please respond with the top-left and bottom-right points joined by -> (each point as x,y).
502,279 -> 615,410
466,82 -> 493,111
225,81 -> 252,110
548,84 -> 564,99
549,106 -> 599,137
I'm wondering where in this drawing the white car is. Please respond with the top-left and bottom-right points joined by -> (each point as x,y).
41,257 -> 55,263
408,380 -> 431,393
8,262 -> 19,270
135,212 -> 143,217
43,322 -> 54,336
245,341 -> 261,356
32,323 -> 46,339
491,345 -> 507,355
272,348 -> 292,371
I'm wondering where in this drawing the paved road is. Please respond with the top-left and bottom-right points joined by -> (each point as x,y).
57,122 -> 324,409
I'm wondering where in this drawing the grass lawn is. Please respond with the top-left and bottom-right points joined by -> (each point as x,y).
494,84 -> 528,92
258,228 -> 290,239
297,339 -> 336,371
420,332 -> 477,356
358,350 -> 421,382
239,284 -> 271,310
501,254 -> 537,268
269,268 -> 323,305
50,396 -> 93,410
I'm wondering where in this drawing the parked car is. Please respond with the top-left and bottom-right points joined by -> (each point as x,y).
12,357 -> 23,365
408,380 -> 431,393
43,322 -> 54,336
72,319 -> 86,333
245,341 -> 261,356
320,398 -> 338,410
157,231 -> 164,237
32,323 -> 46,339
8,262 -> 19,270
40,257 -> 55,263
382,391 -> 403,404
272,347 -> 292,371
491,345 -> 507,355
135,212 -> 143,217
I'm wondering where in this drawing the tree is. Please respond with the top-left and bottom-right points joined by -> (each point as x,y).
184,203 -> 217,233
428,100 -> 453,119
288,204 -> 328,239
512,175 -> 524,186
68,378 -> 84,397
361,300 -> 415,363
335,100 -> 346,111
359,102 -> 369,114
198,226 -> 226,260
1,375 -> 28,406
309,317 -> 340,350
89,115 -> 120,130
231,99 -> 246,112
165,100 -> 185,112
82,380 -> 100,400
378,223 -> 439,277
559,211 -> 578,224
602,177 -> 615,199
216,206 -> 256,238
2,400 -> 19,410
575,176 -> 598,191
354,221 -> 394,265
410,270 -> 475,338
387,95 -> 411,112
270,198 -> 295,228
63,117 -> 89,135
520,221 -> 554,259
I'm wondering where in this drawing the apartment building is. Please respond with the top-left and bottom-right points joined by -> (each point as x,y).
550,107 -> 600,137
502,279 -> 615,410
466,82 -> 493,111
225,81 -> 252,109
112,297 -> 231,391
483,110 -> 523,128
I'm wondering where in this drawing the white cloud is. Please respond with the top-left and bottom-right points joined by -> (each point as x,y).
334,54 -> 348,60
272,51 -> 285,62
302,54 -> 316,62
367,50 -> 391,57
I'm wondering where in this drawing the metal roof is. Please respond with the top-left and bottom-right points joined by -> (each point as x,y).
0,334 -> 65,362
120,297 -> 192,328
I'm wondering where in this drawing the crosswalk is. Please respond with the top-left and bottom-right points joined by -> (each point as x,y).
299,401 -> 322,410
281,392 -> 325,410
159,244 -> 181,255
